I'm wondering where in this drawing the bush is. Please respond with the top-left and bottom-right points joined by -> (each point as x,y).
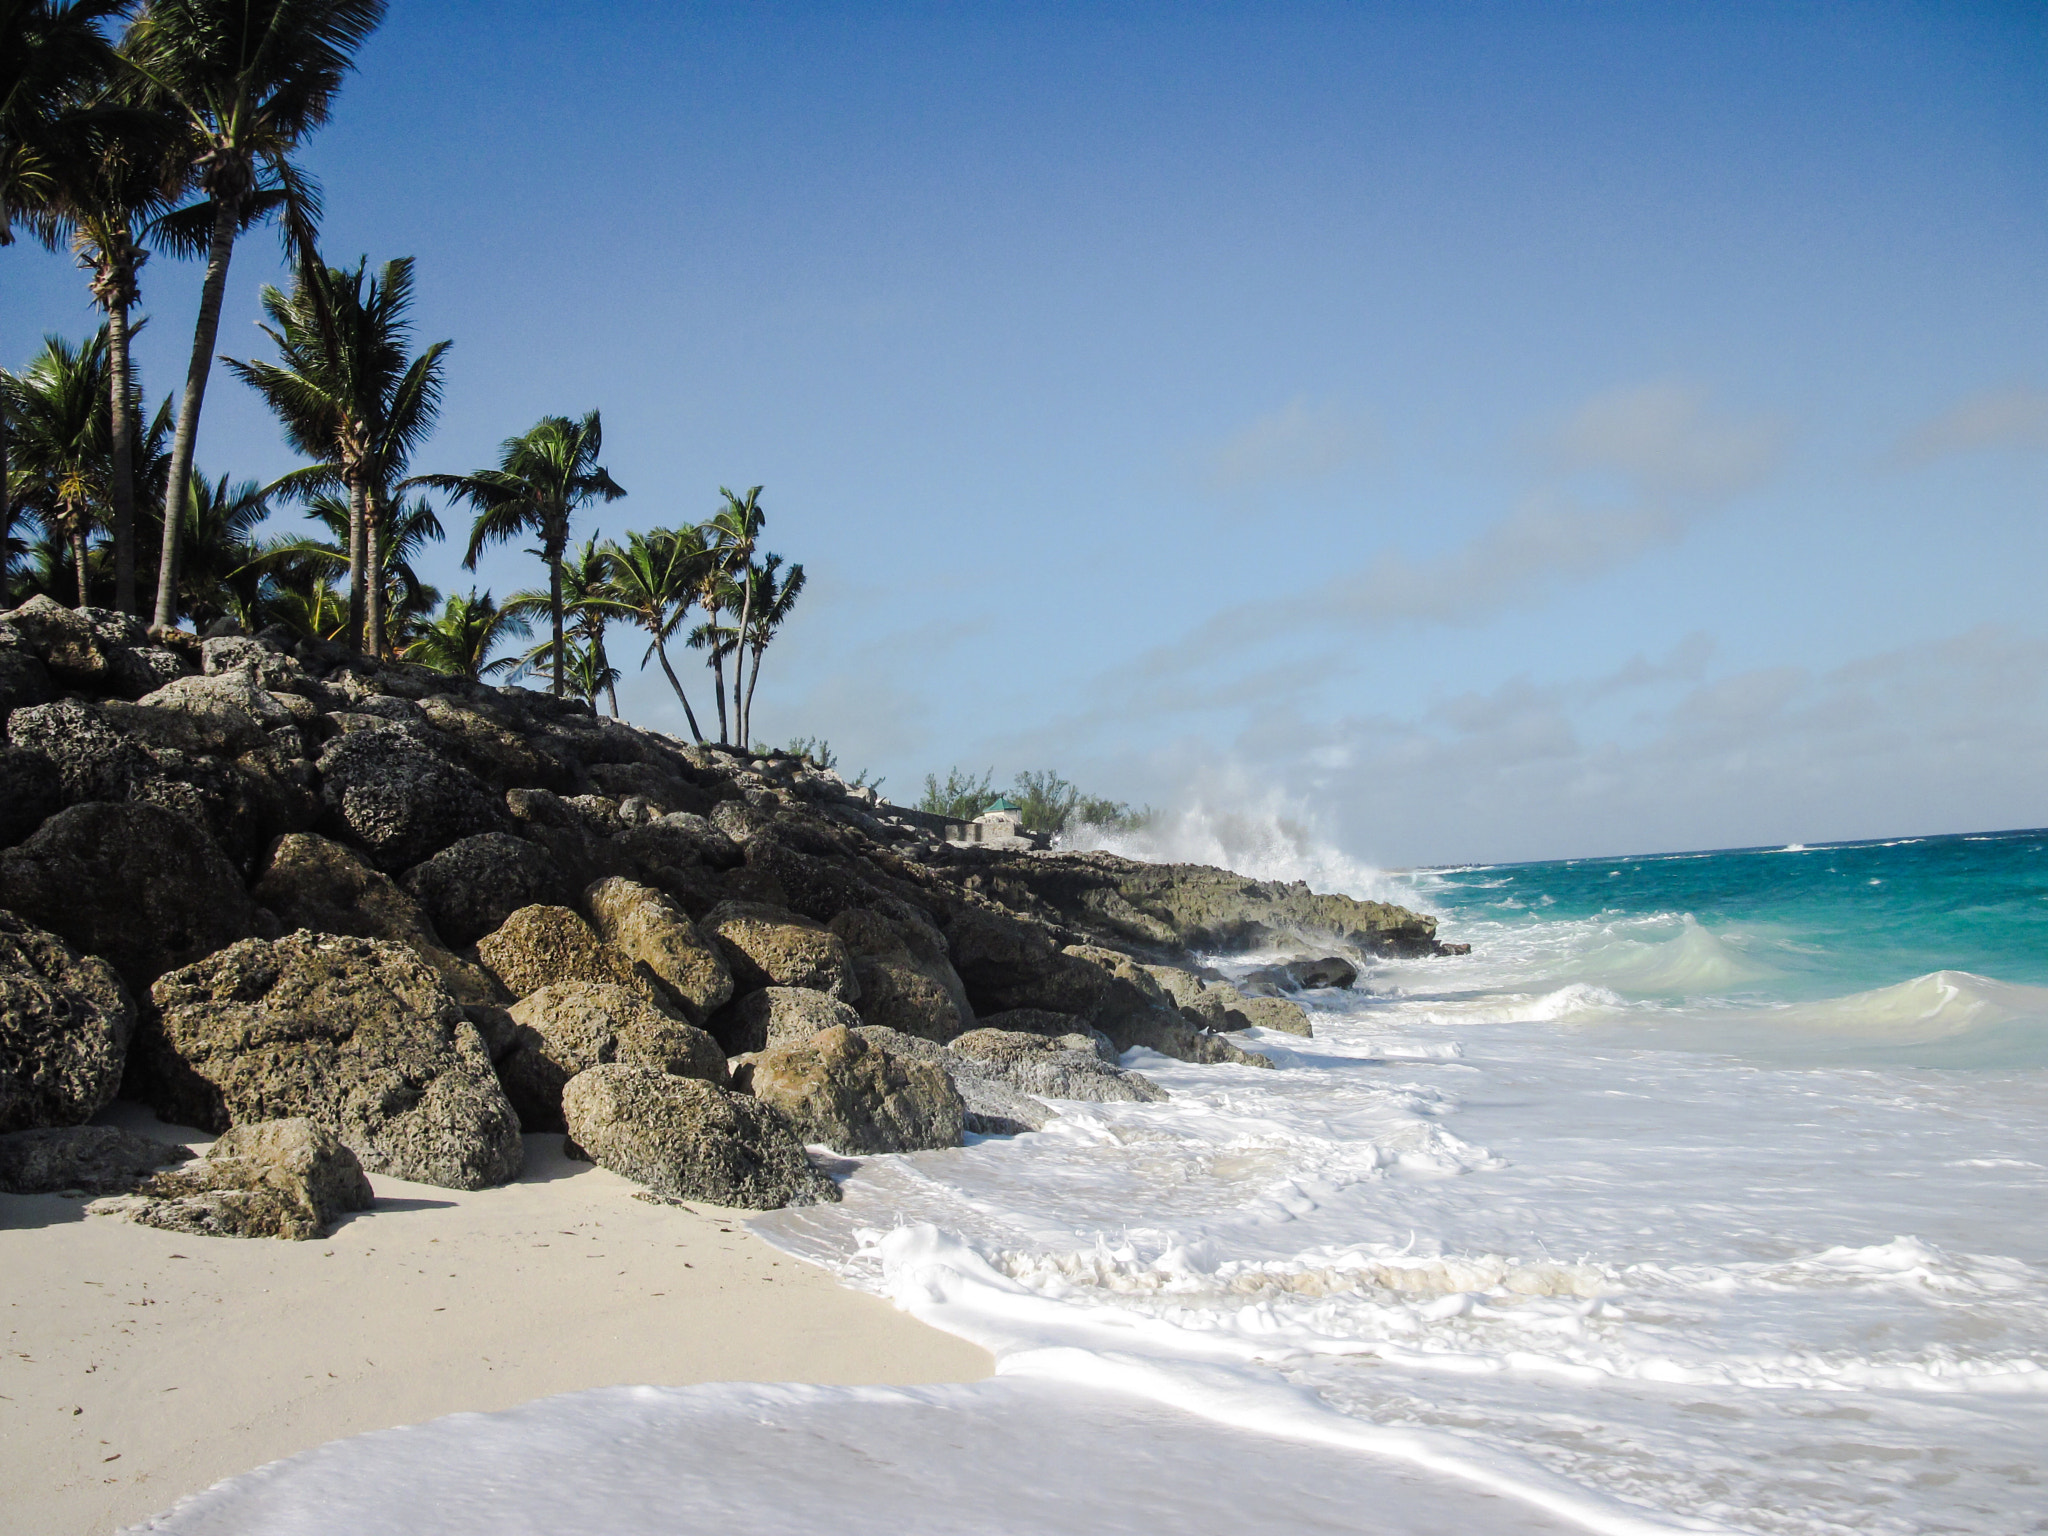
919,766 -> 1149,834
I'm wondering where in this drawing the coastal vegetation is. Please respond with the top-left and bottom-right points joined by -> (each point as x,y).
0,0 -> 807,745
919,766 -> 1151,836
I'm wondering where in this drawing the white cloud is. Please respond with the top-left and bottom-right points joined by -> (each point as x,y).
1896,386 -> 2048,464
1205,396 -> 1378,491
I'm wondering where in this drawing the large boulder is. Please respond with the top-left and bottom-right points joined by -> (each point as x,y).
560,1063 -> 838,1208
1144,966 -> 1234,1032
136,933 -> 523,1190
89,1119 -> 374,1240
0,801 -> 259,992
1232,994 -> 1314,1037
0,647 -> 52,723
316,727 -> 505,872
400,832 -> 568,947
0,1124 -> 192,1194
702,901 -> 858,1001
6,699 -> 154,803
829,907 -> 973,1044
742,1024 -> 964,1155
498,980 -> 727,1133
584,876 -> 733,1023
1,595 -> 115,686
711,985 -> 863,1056
851,1026 -> 1055,1137
947,1027 -> 1169,1104
0,910 -> 136,1132
475,904 -> 664,1006
251,832 -> 501,1006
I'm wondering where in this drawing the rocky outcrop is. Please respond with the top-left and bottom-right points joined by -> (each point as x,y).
560,1063 -> 838,1208
316,727 -> 505,872
136,933 -> 523,1190
498,980 -> 727,1132
0,911 -> 136,1133
850,1026 -> 1055,1136
712,985 -> 864,1056
703,901 -> 859,1001
400,832 -> 568,947
474,904 -> 664,1007
828,906 -> 972,1043
947,1027 -> 1169,1104
0,742 -> 62,846
0,801 -> 259,992
741,1024 -> 964,1155
0,1124 -> 191,1194
89,1118 -> 374,1239
584,876 -> 733,1023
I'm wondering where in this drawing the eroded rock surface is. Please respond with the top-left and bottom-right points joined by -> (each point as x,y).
743,1024 -> 964,1155
0,911 -> 135,1133
0,1124 -> 191,1194
499,980 -> 727,1132
703,901 -> 859,1001
90,1118 -> 374,1239
585,876 -> 733,1022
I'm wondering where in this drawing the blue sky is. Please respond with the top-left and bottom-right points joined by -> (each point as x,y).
6,0 -> 2045,865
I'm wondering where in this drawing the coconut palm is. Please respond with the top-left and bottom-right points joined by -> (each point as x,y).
602,525 -> 709,741
0,0 -> 127,246
3,327 -> 108,607
556,635 -> 619,712
122,0 -> 386,631
248,487 -> 440,653
406,587 -> 527,682
173,466 -> 268,628
734,553 -> 805,748
705,484 -> 765,744
507,537 -> 625,715
227,254 -> 447,656
422,411 -> 624,700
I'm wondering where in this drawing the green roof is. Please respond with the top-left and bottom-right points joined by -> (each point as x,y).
982,797 -> 1022,813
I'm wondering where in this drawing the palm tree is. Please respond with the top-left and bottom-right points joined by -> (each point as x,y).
406,587 -> 527,682
705,484 -> 765,746
3,327 -> 108,607
247,487 -> 440,653
735,553 -> 805,749
603,525 -> 708,741
0,0 -> 126,246
227,253 -> 447,656
173,466 -> 268,628
422,411 -> 624,699
122,0 -> 386,632
507,538 -> 625,714
557,635 -> 619,712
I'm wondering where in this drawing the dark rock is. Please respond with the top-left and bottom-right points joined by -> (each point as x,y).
0,647 -> 52,721
498,980 -> 727,1133
1288,956 -> 1359,990
743,1023 -> 964,1155
703,901 -> 859,1001
712,985 -> 863,1056
0,801 -> 258,992
401,832 -> 568,947
0,910 -> 136,1132
137,933 -> 523,1190
829,906 -> 973,1044
560,1063 -> 839,1208
0,744 -> 61,846
89,1118 -> 374,1239
849,1025 -> 1053,1136
316,728 -> 506,872
0,1124 -> 192,1194
1,595 -> 113,685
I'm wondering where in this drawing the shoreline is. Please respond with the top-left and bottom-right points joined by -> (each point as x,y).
0,1105 -> 992,1536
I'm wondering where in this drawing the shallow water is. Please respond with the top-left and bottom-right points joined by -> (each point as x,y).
147,827 -> 2048,1535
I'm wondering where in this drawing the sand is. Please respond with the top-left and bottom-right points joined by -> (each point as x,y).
0,1105 -> 992,1536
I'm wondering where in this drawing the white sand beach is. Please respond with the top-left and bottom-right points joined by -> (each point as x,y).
0,1106 -> 991,1536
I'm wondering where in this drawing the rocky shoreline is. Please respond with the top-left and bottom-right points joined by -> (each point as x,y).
0,595 -> 1460,1236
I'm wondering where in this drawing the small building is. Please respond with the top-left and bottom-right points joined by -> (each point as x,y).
939,795 -> 1045,850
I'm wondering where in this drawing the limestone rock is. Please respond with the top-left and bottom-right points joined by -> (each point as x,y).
1288,955 -> 1359,990
137,933 -> 523,1190
401,832 -> 568,947
0,1124 -> 190,1194
1,595 -> 114,685
947,1028 -> 1169,1104
585,876 -> 733,1023
316,728 -> 505,872
0,801 -> 258,992
703,901 -> 859,1001
829,907 -> 972,1044
1144,965 -> 1234,1031
560,1063 -> 838,1209
744,1024 -> 963,1155
475,904 -> 664,1006
1234,994 -> 1314,1037
0,743 -> 61,846
850,1026 -> 1053,1136
0,910 -> 136,1133
0,647 -> 52,722
251,833 -> 500,1006
90,1119 -> 374,1240
498,980 -> 727,1133
712,985 -> 863,1056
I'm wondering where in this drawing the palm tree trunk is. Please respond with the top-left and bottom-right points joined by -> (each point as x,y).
70,524 -> 90,609
363,492 -> 384,659
709,625 -> 728,744
653,639 -> 705,742
106,297 -> 136,617
742,642 -> 765,747
345,478 -> 368,654
153,196 -> 240,632
549,551 -> 565,698
732,581 -> 754,746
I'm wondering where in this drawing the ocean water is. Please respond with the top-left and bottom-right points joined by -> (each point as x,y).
141,826 -> 2048,1536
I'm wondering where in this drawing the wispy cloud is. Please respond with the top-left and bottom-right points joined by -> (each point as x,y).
1205,396 -> 1378,491
1895,386 -> 2048,464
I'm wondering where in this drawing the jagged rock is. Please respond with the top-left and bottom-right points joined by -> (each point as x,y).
475,904 -> 665,1007
850,1026 -> 1052,1135
498,980 -> 727,1133
413,694 -> 577,794
137,933 -> 523,1190
584,876 -> 733,1023
7,699 -> 154,802
201,635 -> 270,674
1,595 -> 115,685
0,801 -> 259,992
1056,946 -> 1275,1069
109,644 -> 189,697
712,985 -> 863,1056
1144,965 -> 1235,1031
0,1124 -> 192,1194
703,901 -> 859,1001
560,1063 -> 838,1208
252,833 -> 502,1006
742,1023 -> 963,1155
0,647 -> 52,721
316,727 -> 506,872
947,1027 -> 1169,1104
0,744 -> 61,846
137,669 -> 299,739
401,832 -> 568,947
1288,956 -> 1359,990
1233,994 -> 1314,1037
585,759 -> 715,815
0,910 -> 136,1133
829,906 -> 973,1044
89,1119 -> 374,1240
